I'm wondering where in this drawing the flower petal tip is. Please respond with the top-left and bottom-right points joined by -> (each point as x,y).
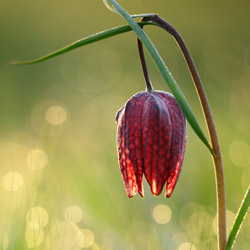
151,188 -> 161,197
127,192 -> 136,199
138,189 -> 144,198
165,188 -> 173,198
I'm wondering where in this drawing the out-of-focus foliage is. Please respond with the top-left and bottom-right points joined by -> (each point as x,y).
0,0 -> 249,249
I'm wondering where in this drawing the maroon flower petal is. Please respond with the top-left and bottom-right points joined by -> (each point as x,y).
142,94 -> 172,196
156,92 -> 186,198
116,92 -> 149,197
116,107 -> 138,198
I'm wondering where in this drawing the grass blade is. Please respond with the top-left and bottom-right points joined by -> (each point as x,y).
10,22 -> 156,65
226,186 -> 250,250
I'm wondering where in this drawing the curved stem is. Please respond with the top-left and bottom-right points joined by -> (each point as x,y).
142,15 -> 226,249
137,37 -> 154,92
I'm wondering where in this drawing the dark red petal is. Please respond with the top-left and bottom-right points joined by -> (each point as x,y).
125,92 -> 150,197
142,94 -> 172,196
155,92 -> 186,198
117,107 -> 138,198
116,92 -> 149,197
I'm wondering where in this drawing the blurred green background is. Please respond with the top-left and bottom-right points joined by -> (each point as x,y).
0,0 -> 250,249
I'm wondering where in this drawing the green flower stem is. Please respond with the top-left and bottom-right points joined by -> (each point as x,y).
108,1 -> 226,249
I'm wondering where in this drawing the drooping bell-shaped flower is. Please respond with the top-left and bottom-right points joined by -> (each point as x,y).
116,91 -> 186,198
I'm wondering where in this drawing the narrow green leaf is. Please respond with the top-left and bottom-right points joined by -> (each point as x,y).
108,0 -> 214,155
10,22 -> 158,65
226,186 -> 250,250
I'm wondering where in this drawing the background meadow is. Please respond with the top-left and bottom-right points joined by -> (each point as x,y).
0,0 -> 250,249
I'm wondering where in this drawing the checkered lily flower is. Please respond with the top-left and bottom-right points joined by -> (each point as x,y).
116,91 -> 186,198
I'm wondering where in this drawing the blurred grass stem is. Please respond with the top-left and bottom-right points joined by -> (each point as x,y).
142,14 -> 226,250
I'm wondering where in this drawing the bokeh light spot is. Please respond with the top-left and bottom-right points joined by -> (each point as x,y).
153,204 -> 172,224
64,205 -> 83,224
27,149 -> 48,171
3,171 -> 23,192
47,222 -> 82,250
178,242 -> 196,250
46,105 -> 67,125
229,140 -> 250,168
78,229 -> 95,248
26,206 -> 49,229
26,227 -> 44,248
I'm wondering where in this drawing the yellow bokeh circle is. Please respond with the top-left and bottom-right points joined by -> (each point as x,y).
64,205 -> 83,224
26,227 -> 44,248
27,149 -> 48,170
3,171 -> 23,192
26,206 -> 49,229
46,105 -> 67,125
47,222 -> 82,250
153,204 -> 172,224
